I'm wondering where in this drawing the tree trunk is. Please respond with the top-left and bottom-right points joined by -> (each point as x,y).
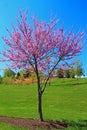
37,84 -> 43,121
34,58 -> 43,121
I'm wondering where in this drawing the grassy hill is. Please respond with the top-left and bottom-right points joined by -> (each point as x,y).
0,78 -> 87,129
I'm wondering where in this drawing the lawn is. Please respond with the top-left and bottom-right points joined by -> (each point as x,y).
0,78 -> 87,129
0,123 -> 28,130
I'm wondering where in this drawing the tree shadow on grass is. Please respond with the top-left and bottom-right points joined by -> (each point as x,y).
72,82 -> 87,86
63,119 -> 87,130
51,81 -> 87,87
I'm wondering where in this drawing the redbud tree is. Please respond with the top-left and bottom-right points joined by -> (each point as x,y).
1,10 -> 84,121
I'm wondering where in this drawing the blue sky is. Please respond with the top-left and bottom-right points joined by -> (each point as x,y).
0,0 -> 87,76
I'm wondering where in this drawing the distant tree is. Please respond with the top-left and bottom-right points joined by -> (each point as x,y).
1,10 -> 84,121
0,75 -> 2,84
76,67 -> 83,77
4,69 -> 15,78
69,67 -> 75,78
57,68 -> 64,78
15,72 -> 20,79
19,70 -> 30,78
64,69 -> 70,78
3,69 -> 15,84
73,59 -> 84,77
64,59 -> 84,78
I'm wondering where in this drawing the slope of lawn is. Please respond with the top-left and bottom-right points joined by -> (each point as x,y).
0,78 -> 87,129
0,122 -> 28,130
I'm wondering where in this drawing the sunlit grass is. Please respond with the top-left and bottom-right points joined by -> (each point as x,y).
0,122 -> 28,130
0,78 -> 87,129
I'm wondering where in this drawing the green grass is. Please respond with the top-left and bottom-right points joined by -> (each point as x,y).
0,122 -> 28,130
0,78 -> 87,129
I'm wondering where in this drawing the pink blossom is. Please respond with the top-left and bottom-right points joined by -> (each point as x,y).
1,11 -> 84,79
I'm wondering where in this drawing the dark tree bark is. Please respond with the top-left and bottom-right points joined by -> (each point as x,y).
35,58 -> 43,121
37,82 -> 43,121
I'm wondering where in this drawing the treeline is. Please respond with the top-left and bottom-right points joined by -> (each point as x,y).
0,68 -> 42,84
0,67 -> 84,84
58,59 -> 84,78
0,59 -> 84,84
57,66 -> 83,78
